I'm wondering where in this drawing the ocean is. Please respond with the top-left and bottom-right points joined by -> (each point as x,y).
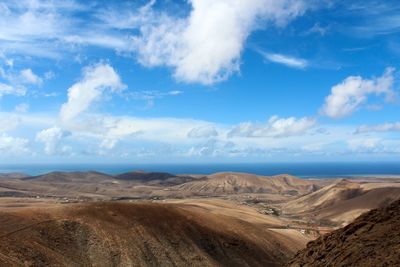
0,162 -> 400,178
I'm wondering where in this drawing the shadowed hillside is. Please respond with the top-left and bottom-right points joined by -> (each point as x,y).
0,202 -> 305,267
115,171 -> 202,186
287,199 -> 400,266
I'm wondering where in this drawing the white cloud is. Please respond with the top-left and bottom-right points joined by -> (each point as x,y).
4,58 -> 14,67
60,63 -> 125,122
0,114 -> 21,132
0,133 -> 29,155
187,139 -> 222,157
35,126 -> 69,155
2,109 -> 399,160
0,1 -> 309,84
187,125 -> 218,138
0,2 -> 63,42
0,0 -> 76,58
19,68 -> 42,84
63,115 -> 214,145
14,103 -> 29,113
347,138 -> 385,154
228,116 -> 316,138
321,67 -> 396,119
133,0 -> 306,84
0,111 -> 55,129
126,90 -> 183,109
0,1 -> 136,58
44,70 -> 55,80
63,34 -> 131,51
0,82 -> 26,97
99,138 -> 118,150
305,22 -> 328,36
355,122 -> 400,134
0,66 -> 43,97
261,52 -> 308,68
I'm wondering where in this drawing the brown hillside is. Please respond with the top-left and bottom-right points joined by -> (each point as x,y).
282,179 -> 400,225
0,202 -> 304,267
115,171 -> 201,186
22,171 -> 114,183
174,172 -> 318,196
287,199 -> 400,267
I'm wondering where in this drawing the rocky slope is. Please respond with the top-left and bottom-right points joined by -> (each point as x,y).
287,199 -> 400,266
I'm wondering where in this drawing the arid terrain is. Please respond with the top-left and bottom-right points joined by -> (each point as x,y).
288,198 -> 400,266
0,171 -> 399,266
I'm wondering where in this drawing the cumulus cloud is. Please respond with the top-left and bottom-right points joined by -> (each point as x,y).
64,115 -> 214,145
133,0 -> 306,84
60,63 -> 125,122
261,52 -> 308,68
187,125 -> 218,138
0,133 -> 29,155
228,116 -> 316,138
321,68 -> 396,118
355,122 -> 400,134
0,1 -> 309,84
35,126 -> 70,155
3,109 -> 399,160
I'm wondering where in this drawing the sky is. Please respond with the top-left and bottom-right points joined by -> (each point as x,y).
0,0 -> 399,164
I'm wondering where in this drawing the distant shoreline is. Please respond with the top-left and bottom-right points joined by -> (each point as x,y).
1,162 -> 400,178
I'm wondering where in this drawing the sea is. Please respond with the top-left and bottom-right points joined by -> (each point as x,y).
0,162 -> 400,178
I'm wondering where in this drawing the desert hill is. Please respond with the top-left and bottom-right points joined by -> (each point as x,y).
0,171 -> 201,199
0,171 -> 326,200
0,173 -> 28,179
174,172 -> 319,196
282,179 -> 400,225
115,171 -> 202,186
287,199 -> 400,266
22,171 -> 114,183
115,171 -> 175,181
0,202 -> 305,267
1,171 -> 400,266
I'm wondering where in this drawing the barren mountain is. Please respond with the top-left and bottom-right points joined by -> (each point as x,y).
22,171 -> 115,183
0,171 -> 200,199
287,199 -> 400,266
0,173 -> 28,179
115,171 -> 202,186
0,202 -> 305,267
173,172 -> 319,196
282,179 -> 400,225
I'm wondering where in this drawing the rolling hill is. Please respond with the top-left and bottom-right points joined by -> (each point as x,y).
173,172 -> 320,196
282,179 -> 400,225
22,171 -> 114,183
0,202 -> 305,267
115,171 -> 202,186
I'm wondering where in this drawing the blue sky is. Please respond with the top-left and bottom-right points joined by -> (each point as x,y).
0,0 -> 399,163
